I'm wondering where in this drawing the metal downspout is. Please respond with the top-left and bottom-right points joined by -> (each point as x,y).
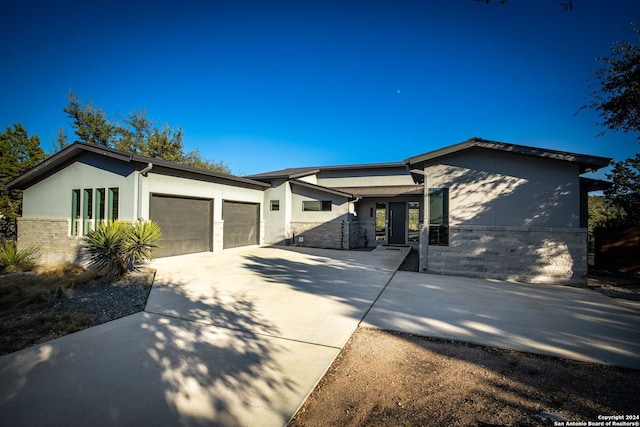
138,163 -> 153,220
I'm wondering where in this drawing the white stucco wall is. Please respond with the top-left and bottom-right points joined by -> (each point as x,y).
22,154 -> 137,220
316,167 -> 414,188
290,186 -> 350,222
262,181 -> 290,244
142,173 -> 265,222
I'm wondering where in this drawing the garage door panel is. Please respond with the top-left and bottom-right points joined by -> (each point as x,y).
223,201 -> 259,249
150,195 -> 212,257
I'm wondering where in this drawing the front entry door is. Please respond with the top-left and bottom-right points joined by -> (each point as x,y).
388,202 -> 406,245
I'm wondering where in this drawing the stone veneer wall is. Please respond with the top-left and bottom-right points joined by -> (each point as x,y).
290,220 -> 349,249
425,225 -> 588,285
349,221 -> 376,249
17,218 -> 85,265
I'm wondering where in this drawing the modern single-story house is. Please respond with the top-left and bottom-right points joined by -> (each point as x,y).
8,137 -> 610,285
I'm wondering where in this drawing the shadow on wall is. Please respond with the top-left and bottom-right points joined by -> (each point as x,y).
433,156 -> 579,227
425,158 -> 585,284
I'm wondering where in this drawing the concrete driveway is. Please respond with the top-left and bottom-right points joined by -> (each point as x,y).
362,271 -> 640,370
1,245 -> 639,427
0,245 -> 408,427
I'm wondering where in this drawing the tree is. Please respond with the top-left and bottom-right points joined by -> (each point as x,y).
588,195 -> 629,232
0,124 -> 46,219
117,109 -> 186,162
59,92 -> 230,173
581,26 -> 640,224
63,92 -> 116,147
582,25 -> 640,141
605,154 -> 640,224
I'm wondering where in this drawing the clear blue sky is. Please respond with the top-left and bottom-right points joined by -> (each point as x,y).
1,0 -> 638,177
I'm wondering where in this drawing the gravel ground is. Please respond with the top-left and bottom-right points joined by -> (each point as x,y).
51,269 -> 155,326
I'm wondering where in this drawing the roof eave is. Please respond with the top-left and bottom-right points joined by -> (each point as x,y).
290,179 -> 357,199
8,142 -> 270,190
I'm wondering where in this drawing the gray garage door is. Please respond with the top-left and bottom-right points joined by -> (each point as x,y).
223,201 -> 259,249
149,194 -> 212,257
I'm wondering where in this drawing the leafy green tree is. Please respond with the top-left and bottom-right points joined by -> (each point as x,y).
63,92 -> 116,147
183,147 -> 231,174
117,109 -> 186,162
0,124 -> 46,219
588,195 -> 629,232
581,26 -> 640,224
582,26 -> 640,141
60,92 -> 230,173
605,155 -> 640,224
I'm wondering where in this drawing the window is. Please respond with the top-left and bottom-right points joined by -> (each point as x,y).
82,189 -> 93,235
96,188 -> 106,223
302,200 -> 332,211
270,200 -> 280,211
71,189 -> 80,236
375,202 -> 386,241
408,201 -> 420,242
108,188 -> 119,220
429,188 -> 449,246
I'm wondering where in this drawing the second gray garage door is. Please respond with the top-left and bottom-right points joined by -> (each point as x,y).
223,200 -> 259,249
149,194 -> 212,257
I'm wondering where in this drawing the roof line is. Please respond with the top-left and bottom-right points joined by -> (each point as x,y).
290,179 -> 357,199
405,137 -> 612,174
8,142 -> 270,190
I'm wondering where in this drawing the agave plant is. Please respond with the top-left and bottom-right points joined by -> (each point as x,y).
0,239 -> 40,273
84,220 -> 162,279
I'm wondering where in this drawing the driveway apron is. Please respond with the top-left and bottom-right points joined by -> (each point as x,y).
0,245 -> 408,427
362,271 -> 640,370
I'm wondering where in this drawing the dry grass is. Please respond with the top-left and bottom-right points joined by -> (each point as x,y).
0,263 -> 103,355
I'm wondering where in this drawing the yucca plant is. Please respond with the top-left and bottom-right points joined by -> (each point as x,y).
84,220 -> 130,278
84,220 -> 162,279
126,220 -> 163,268
0,239 -> 40,274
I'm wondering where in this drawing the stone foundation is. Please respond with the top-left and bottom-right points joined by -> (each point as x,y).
349,221 -> 375,249
17,218 -> 86,265
290,220 -> 349,249
424,225 -> 587,285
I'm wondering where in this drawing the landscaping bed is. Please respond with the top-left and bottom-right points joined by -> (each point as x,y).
0,267 -> 154,356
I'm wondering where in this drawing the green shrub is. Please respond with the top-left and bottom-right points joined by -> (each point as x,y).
0,239 -> 40,273
84,220 -> 162,278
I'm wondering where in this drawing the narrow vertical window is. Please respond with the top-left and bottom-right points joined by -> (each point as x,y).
83,189 -> 93,235
375,202 -> 386,241
408,201 -> 420,242
96,188 -> 105,223
71,189 -> 80,236
428,188 -> 449,246
108,188 -> 119,220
